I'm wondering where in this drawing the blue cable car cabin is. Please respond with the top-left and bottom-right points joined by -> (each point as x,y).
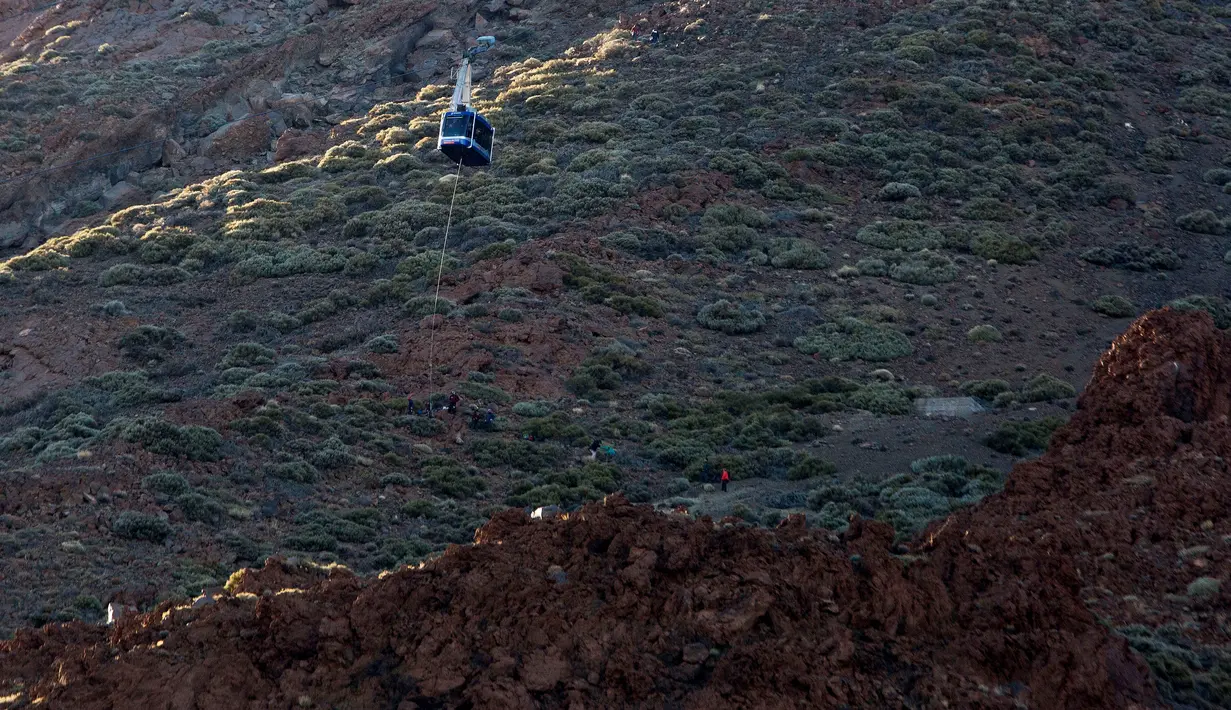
437,37 -> 497,167
437,110 -> 494,167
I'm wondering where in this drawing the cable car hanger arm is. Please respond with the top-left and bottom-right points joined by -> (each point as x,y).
450,36 -> 496,112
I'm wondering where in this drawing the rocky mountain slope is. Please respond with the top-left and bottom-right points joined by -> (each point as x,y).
0,0 -> 1230,704
3,308 -> 1229,708
0,0 -> 599,248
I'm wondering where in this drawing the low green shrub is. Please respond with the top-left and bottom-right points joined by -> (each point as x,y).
176,492 -> 225,524
1186,577 -> 1221,600
1080,242 -> 1181,271
958,197 -> 1020,222
960,379 -> 1011,400
1091,295 -> 1135,318
118,325 -> 184,362
807,454 -> 1002,539
520,413 -> 587,444
878,182 -> 922,201
137,227 -> 197,264
696,299 -> 766,334
231,245 -> 354,281
888,249 -> 958,285
969,230 -> 1036,264
795,318 -> 913,362
1169,295 -> 1231,329
318,141 -> 376,172
984,416 -> 1067,455
910,455 -> 969,475
112,511 -> 172,542
401,499 -> 438,518
459,381 -> 512,404
403,296 -> 456,318
1022,374 -> 1076,402
99,263 -> 189,287
649,436 -> 713,471
262,459 -> 319,483
707,149 -> 786,188
768,239 -> 830,270
787,455 -> 837,480
1175,209 -> 1226,235
966,325 -> 1003,343
109,417 -> 223,461
845,384 -> 914,415
2,248 -> 67,271
1176,87 -> 1231,116
84,370 -> 181,407
405,416 -> 446,436
1144,136 -> 1184,160
512,400 -> 555,417
505,462 -> 620,508
697,204 -> 770,254
256,160 -> 320,183
310,437 -> 357,470
218,342 -> 276,369
855,220 -> 943,251
366,334 -> 399,354
1202,168 -> 1231,186
95,300 -> 129,316
396,251 -> 459,280
420,456 -> 487,498
294,510 -> 378,545
1118,624 -> 1231,710
141,471 -> 191,496
855,258 -> 887,276
284,530 -> 338,552
469,439 -> 565,472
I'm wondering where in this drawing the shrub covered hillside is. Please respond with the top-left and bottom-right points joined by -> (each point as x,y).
0,0 -> 1229,640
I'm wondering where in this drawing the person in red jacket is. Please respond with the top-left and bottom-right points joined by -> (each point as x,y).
721,469 -> 730,492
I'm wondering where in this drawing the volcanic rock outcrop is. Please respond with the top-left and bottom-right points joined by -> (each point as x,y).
5,308 -> 1229,707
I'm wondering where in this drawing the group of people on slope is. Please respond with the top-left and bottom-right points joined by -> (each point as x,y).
405,391 -> 734,490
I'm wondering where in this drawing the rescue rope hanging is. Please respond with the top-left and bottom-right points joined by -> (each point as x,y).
424,159 -> 465,397
420,36 -> 497,406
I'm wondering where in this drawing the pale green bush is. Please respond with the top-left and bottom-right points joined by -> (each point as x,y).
966,325 -> 1003,343
795,318 -> 913,362
697,300 -> 766,334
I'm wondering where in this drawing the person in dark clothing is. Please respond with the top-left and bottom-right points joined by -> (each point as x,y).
484,409 -> 496,428
589,439 -> 601,461
470,410 -> 482,430
649,29 -> 660,44
721,469 -> 730,492
407,395 -> 415,416
701,463 -> 711,483
448,391 -> 460,415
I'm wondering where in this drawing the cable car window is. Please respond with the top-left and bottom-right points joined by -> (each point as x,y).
442,115 -> 470,137
472,119 -> 493,151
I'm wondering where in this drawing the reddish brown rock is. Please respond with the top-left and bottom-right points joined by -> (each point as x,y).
448,247 -> 564,303
273,128 -> 328,163
202,115 -> 272,161
15,312 -> 1227,709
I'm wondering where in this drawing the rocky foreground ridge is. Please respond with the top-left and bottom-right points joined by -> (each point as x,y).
3,308 -> 1230,707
